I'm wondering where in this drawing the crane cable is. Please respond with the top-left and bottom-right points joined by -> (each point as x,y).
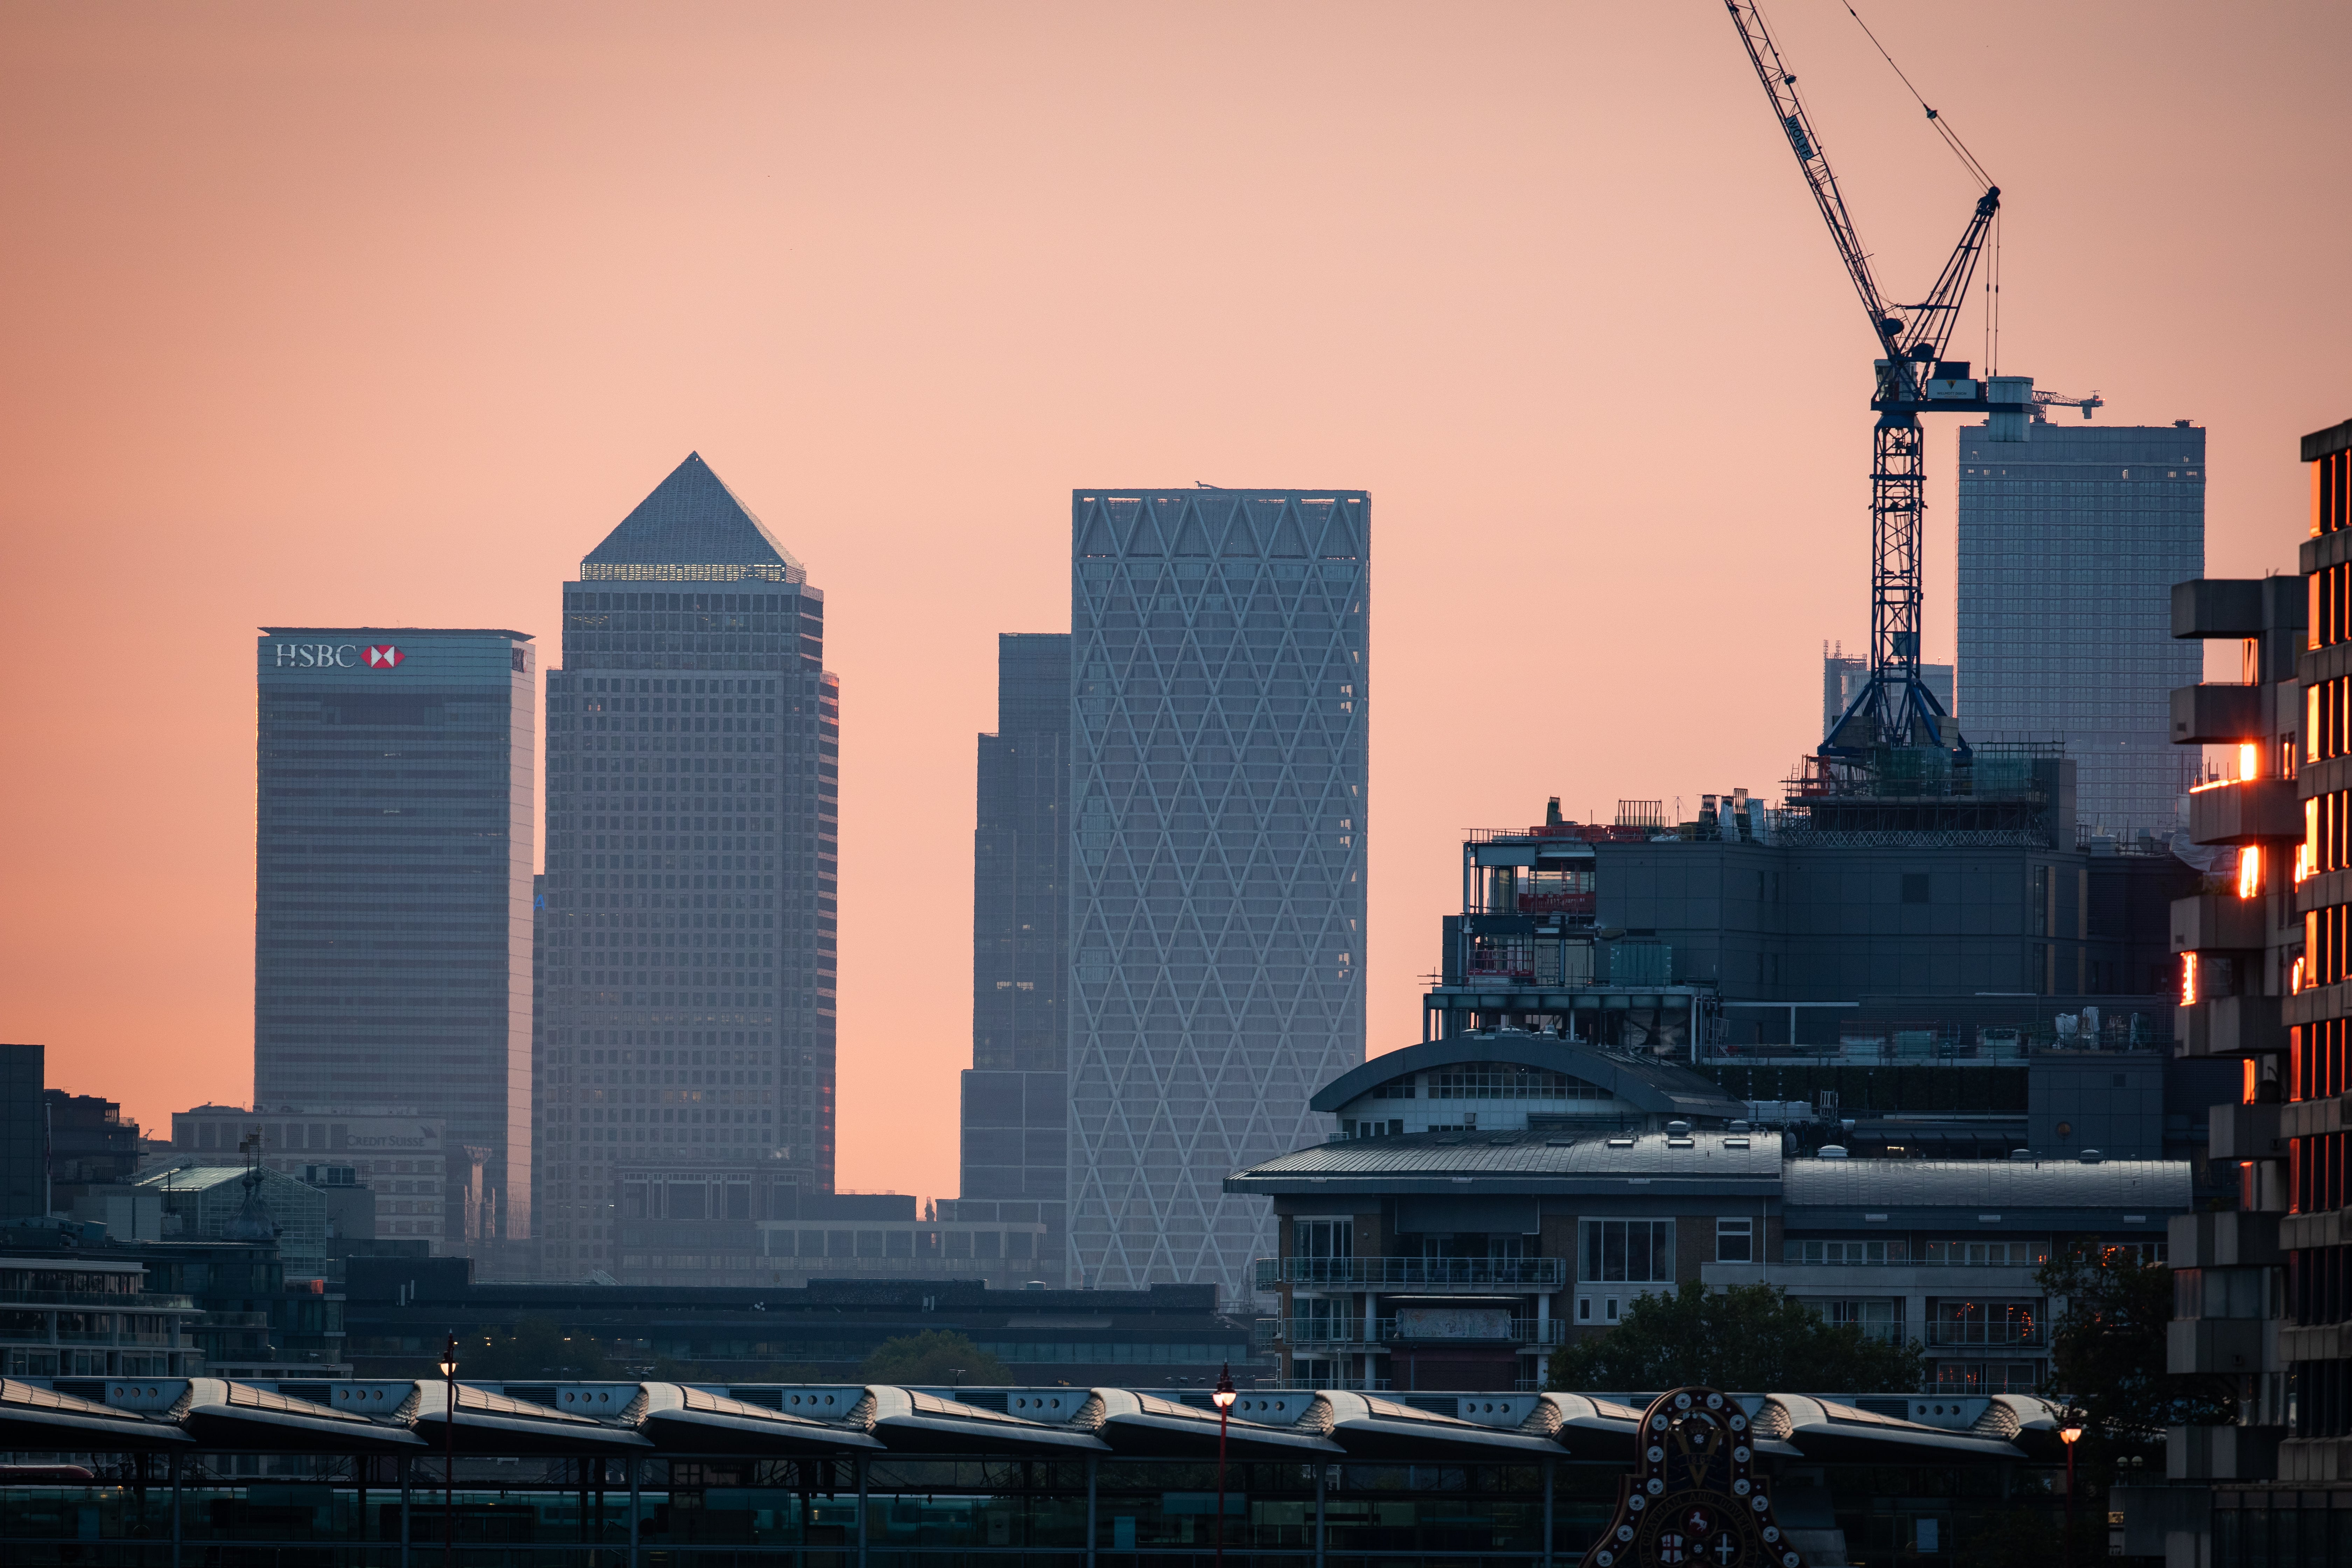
1841,0 -> 2002,373
1840,1 -> 1991,189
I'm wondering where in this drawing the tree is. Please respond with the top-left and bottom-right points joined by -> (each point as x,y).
2040,1245 -> 2232,1443
1546,1280 -> 1922,1393
461,1315 -> 616,1380
861,1330 -> 1008,1387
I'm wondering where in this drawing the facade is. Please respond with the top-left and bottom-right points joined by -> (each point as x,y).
1825,647 -> 1952,741
0,1044 -> 38,1224
960,632 -> 1072,1282
2156,418 -> 2349,1510
130,1161 -> 332,1276
1431,805 -> 2190,1057
1956,420 -> 2206,837
537,453 -> 839,1286
342,1264 -> 1251,1386
169,1104 -> 447,1249
1231,1033 -> 2191,1395
1068,488 -> 1369,1296
0,1250 -> 201,1379
252,625 -> 536,1255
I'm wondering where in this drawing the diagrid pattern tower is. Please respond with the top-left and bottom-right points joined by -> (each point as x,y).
1066,488 -> 1368,1298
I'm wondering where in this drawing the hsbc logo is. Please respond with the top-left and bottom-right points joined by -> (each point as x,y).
272,642 -> 407,669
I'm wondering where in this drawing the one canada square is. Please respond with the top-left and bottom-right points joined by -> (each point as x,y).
1068,489 -> 1368,1297
536,454 -> 839,1284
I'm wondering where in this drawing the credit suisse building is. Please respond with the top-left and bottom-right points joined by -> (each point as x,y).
252,627 -> 537,1255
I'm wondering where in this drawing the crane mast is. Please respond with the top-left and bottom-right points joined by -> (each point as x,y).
1725,0 -> 2020,757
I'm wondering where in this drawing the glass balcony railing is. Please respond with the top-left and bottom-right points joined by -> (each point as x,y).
1255,1256 -> 1568,1290
1268,1316 -> 1568,1347
1926,1322 -> 2046,1348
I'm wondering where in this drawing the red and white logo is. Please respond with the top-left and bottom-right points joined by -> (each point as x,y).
365,645 -> 405,668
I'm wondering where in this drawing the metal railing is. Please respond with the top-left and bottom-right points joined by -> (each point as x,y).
0,1291 -> 197,1311
1927,1323 -> 2046,1348
1256,1256 -> 1568,1290
1275,1316 -> 1568,1348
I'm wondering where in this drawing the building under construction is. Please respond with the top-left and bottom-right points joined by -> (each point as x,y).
1424,746 -> 2190,1060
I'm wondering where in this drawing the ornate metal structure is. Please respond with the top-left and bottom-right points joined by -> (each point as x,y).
1589,1387 -> 1800,1568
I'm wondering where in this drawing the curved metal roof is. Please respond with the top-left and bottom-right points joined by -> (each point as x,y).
1225,1129 -> 1783,1197
1785,1157 -> 2191,1227
1311,1035 -> 1744,1121
6,1377 -> 2031,1466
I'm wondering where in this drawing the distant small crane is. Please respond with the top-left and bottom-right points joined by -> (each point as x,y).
2032,388 -> 2103,422
1725,0 -> 2032,757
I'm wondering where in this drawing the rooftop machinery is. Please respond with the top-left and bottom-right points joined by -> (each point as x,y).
1724,1 -> 2027,761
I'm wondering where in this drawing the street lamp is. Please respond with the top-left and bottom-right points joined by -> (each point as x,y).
2059,1417 -> 2085,1561
1211,1363 -> 1238,1567
439,1335 -> 459,1566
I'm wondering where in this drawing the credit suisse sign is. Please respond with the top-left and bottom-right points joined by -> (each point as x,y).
272,642 -> 404,669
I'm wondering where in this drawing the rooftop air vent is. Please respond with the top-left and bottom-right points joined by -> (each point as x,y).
1818,1145 -> 1850,1159
1665,1120 -> 1691,1134
2008,1148 -> 2035,1161
1607,1137 -> 1635,1149
1729,1120 -> 1752,1132
2079,1149 -> 2103,1163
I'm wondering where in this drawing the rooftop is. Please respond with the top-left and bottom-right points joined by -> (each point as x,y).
583,452 -> 805,576
1225,1129 -> 1783,1196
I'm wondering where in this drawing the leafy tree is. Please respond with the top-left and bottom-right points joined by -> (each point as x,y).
861,1330 -> 1008,1387
460,1315 -> 616,1380
2040,1244 -> 2232,1446
1545,1280 -> 1922,1393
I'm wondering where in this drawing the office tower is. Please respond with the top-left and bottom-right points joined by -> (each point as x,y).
1066,488 -> 1369,1297
253,628 -> 536,1254
0,1044 -> 41,1224
537,453 -> 838,1286
958,633 -> 1072,1282
1956,420 -> 2205,835
1822,646 -> 1952,741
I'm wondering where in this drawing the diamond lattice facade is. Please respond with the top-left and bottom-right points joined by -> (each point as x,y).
536,454 -> 839,1284
1067,488 -> 1368,1298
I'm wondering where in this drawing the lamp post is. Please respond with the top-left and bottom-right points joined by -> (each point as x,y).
2059,1417 -> 2084,1562
439,1335 -> 459,1566
1211,1363 -> 1237,1567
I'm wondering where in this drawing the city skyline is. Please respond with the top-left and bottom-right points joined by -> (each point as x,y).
4,2 -> 2346,1208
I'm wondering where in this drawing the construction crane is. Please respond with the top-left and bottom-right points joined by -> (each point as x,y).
2032,388 -> 2103,422
1725,0 -> 2028,758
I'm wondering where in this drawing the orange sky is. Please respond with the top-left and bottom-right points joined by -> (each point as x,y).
3,2 -> 2346,1208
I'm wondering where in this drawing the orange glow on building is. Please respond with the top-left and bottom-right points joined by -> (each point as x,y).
2242,742 -> 2260,781
2182,952 -> 2199,1007
2241,844 -> 2265,899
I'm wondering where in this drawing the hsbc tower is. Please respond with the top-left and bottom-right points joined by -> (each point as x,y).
253,626 -> 538,1260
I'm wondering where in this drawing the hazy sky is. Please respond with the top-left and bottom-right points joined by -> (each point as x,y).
4,2 -> 2346,1204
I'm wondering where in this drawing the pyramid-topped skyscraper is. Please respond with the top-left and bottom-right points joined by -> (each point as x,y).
536,453 -> 839,1286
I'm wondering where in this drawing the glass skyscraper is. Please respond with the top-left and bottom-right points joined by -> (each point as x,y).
1956,421 -> 2206,836
959,633 -> 1072,1282
1067,488 -> 1368,1298
253,627 -> 537,1255
536,453 -> 839,1285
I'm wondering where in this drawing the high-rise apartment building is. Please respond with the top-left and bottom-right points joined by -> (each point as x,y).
253,627 -> 536,1254
1067,488 -> 1368,1297
536,454 -> 838,1285
959,633 -> 1072,1281
1956,419 -> 2205,836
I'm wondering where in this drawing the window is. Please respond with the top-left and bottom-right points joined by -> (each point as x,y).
1294,1218 -> 1352,1262
1810,1298 -> 1902,1342
1580,1219 -> 1676,1283
1427,1063 -> 1595,1100
1716,1217 -> 1755,1263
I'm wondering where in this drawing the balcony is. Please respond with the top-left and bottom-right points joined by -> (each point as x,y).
2171,683 -> 2266,745
1255,1256 -> 1568,1291
2211,1102 -> 2284,1161
1925,1323 -> 2046,1349
0,1291 -> 196,1311
2189,777 -> 2300,846
1275,1316 -> 1567,1348
2178,993 -> 2287,1057
2172,891 -> 2267,953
